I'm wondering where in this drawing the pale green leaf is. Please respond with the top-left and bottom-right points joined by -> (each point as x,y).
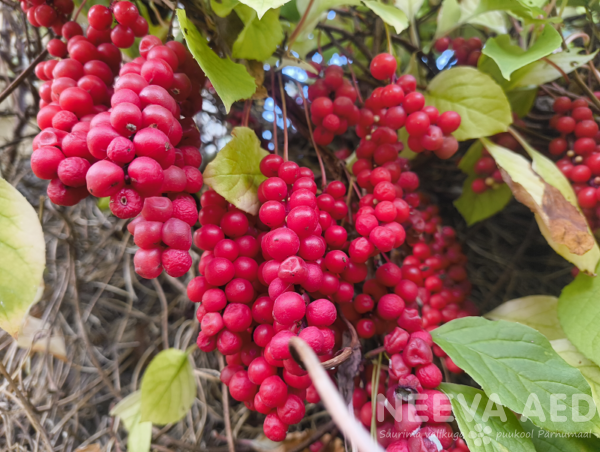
237,0 -> 290,18
140,348 -> 196,425
294,0 -> 361,42
558,267 -> 600,370
177,9 -> 256,112
454,176 -> 513,226
432,317 -> 600,434
393,0 -> 424,20
482,27 -> 562,80
440,383 -> 537,452
435,0 -> 461,39
0,178 -> 45,339
485,295 -> 565,340
362,1 -> 408,34
507,88 -> 537,118
211,0 -> 239,17
482,138 -> 599,273
552,338 -> 600,411
203,127 -> 269,215
460,0 -> 508,35
110,391 -> 152,452
232,5 -> 283,61
458,141 -> 485,174
521,418 -> 600,452
425,67 -> 512,141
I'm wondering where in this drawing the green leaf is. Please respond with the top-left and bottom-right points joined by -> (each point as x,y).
211,0 -> 240,17
110,391 -> 152,452
435,0 -> 461,38
507,88 -> 537,118
280,0 -> 300,21
237,0 -> 290,18
140,348 -> 196,425
482,27 -> 562,80
552,339 -> 600,411
393,0 -> 424,20
440,383 -> 537,452
454,175 -> 513,226
432,317 -> 600,434
203,127 -> 269,215
0,178 -> 45,339
294,0 -> 361,41
482,138 -> 599,274
425,67 -> 512,141
521,418 -> 600,452
232,5 -> 284,61
177,9 -> 256,112
485,295 -> 565,340
458,140 -> 485,174
363,1 -> 408,34
460,0 -> 508,35
558,267 -> 600,370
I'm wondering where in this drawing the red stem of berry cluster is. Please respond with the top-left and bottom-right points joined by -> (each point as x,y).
277,72 -> 289,162
270,69 -> 279,156
72,0 -> 87,21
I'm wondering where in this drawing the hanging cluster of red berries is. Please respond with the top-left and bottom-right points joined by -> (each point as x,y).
308,65 -> 360,145
30,2 -> 208,280
21,0 -> 73,34
549,96 -> 600,226
434,36 -> 483,67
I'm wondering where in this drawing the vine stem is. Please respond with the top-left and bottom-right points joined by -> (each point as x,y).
277,72 -> 289,162
0,360 -> 54,452
573,70 -> 600,111
295,80 -> 327,189
73,0 -> 88,21
151,278 -> 170,350
0,49 -> 48,105
287,0 -> 315,51
288,337 -> 385,452
270,69 -> 279,155
217,354 -> 235,452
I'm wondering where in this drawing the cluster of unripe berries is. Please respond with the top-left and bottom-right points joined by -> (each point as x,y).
307,65 -> 360,145
21,0 -> 73,34
434,36 -> 483,67
549,96 -> 600,224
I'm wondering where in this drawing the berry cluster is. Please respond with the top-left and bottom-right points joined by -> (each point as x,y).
86,2 -> 148,49
358,53 -> 461,159
434,36 -> 483,67
307,65 -> 360,145
128,196 -> 197,278
21,0 -> 73,34
549,97 -> 600,225
470,148 -> 504,194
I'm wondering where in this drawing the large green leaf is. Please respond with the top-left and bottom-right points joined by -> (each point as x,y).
177,9 -> 256,112
140,348 -> 196,425
110,391 -> 152,452
232,5 -> 283,61
435,0 -> 461,38
237,0 -> 290,18
460,0 -> 508,34
482,27 -> 562,80
440,383 -> 537,452
425,67 -> 512,141
558,267 -> 600,370
485,296 -> 564,341
454,141 -> 512,225
393,0 -> 424,20
432,317 -> 600,434
0,178 -> 45,338
507,88 -> 537,118
522,418 -> 600,451
211,0 -> 239,17
482,138 -> 599,274
363,1 -> 408,34
552,339 -> 600,411
203,127 -> 268,215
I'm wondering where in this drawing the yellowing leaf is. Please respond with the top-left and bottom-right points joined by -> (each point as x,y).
17,315 -> 67,361
177,9 -> 256,112
203,127 -> 269,215
482,138 -> 599,273
140,348 -> 196,425
425,67 -> 512,141
0,178 -> 46,338
232,5 -> 284,61
110,391 -> 152,452
485,295 -> 565,340
237,0 -> 291,18
363,1 -> 408,34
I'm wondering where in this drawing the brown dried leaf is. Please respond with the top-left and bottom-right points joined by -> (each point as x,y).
502,169 -> 594,255
245,60 -> 268,100
16,315 -> 67,361
75,444 -> 101,452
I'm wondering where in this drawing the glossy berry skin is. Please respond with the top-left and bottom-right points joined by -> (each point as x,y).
370,53 -> 397,80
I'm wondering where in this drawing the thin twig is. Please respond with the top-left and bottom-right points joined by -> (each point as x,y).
573,70 -> 600,111
0,49 -> 48,105
72,0 -> 88,20
152,278 -> 170,350
0,360 -> 53,452
217,354 -> 235,452
286,421 -> 337,452
270,69 -> 279,156
277,72 -> 289,162
287,0 -> 315,50
288,337 -> 385,452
